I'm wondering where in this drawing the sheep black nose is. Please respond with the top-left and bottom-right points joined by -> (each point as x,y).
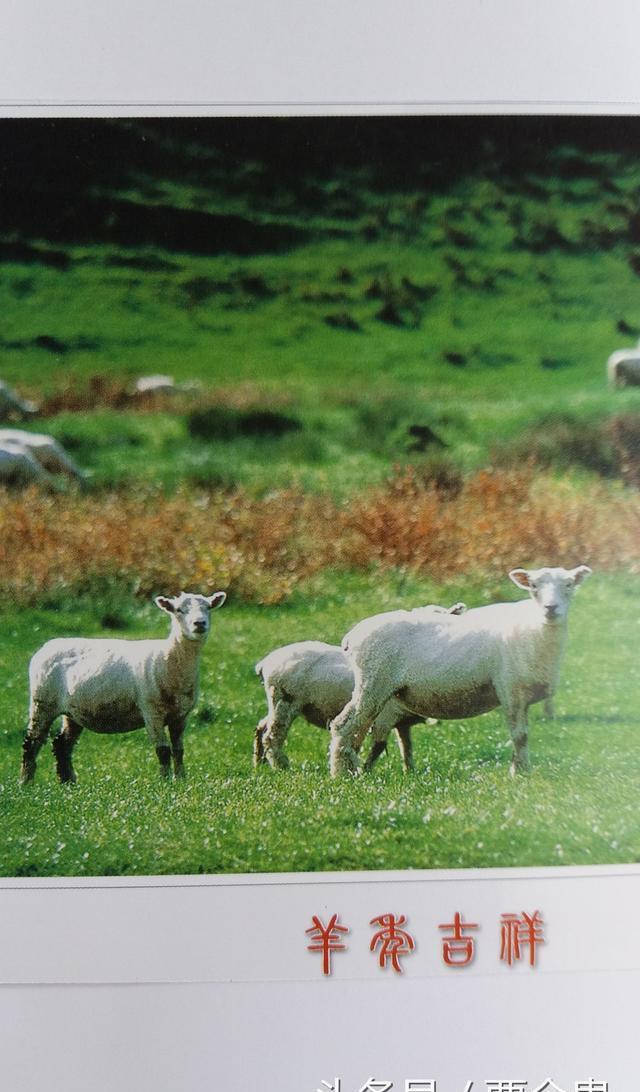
193,621 -> 207,632
545,605 -> 559,619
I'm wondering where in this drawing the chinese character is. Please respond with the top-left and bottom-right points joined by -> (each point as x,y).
306,914 -> 349,975
576,1083 -> 608,1092
317,1082 -> 341,1092
370,913 -> 416,973
439,912 -> 479,966
359,1080 -> 393,1092
485,1082 -> 528,1092
406,1082 -> 436,1092
532,1082 -> 567,1092
500,911 -> 545,967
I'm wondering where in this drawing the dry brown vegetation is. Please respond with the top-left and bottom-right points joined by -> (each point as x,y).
36,376 -> 295,417
2,467 -> 639,606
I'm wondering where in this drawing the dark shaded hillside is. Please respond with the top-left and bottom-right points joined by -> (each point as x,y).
3,115 -> 640,256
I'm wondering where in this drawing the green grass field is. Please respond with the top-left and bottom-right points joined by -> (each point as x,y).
2,570 -> 639,876
2,118 -> 640,876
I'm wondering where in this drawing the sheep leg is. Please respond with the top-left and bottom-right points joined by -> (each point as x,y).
261,697 -> 294,770
253,716 -> 269,766
52,716 -> 83,784
504,696 -> 530,775
363,740 -> 388,772
543,697 -> 555,719
330,688 -> 385,777
365,701 -> 415,773
395,722 -> 415,773
168,718 -> 186,779
144,713 -> 172,778
364,721 -> 414,773
20,701 -> 55,784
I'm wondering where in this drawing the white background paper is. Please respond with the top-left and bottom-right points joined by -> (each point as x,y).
1,0 -> 640,111
2,3 -> 640,1089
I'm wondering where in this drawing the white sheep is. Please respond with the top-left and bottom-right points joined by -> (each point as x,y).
0,429 -> 87,481
0,442 -> 58,489
607,348 -> 640,387
133,375 -> 201,396
0,380 -> 38,421
20,591 -> 226,784
329,566 -> 591,778
254,602 -> 467,773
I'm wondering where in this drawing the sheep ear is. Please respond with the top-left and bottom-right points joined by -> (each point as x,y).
570,565 -> 592,586
448,602 -> 467,614
155,596 -> 176,613
207,591 -> 227,611
509,569 -> 531,590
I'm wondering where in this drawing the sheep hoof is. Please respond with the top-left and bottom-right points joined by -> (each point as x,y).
338,748 -> 360,777
19,764 -> 35,785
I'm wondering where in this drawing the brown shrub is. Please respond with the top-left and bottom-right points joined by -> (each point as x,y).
1,468 -> 639,608
37,377 -> 299,418
607,413 -> 640,489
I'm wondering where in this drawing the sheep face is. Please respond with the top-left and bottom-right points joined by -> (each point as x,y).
154,591 -> 227,640
509,565 -> 591,623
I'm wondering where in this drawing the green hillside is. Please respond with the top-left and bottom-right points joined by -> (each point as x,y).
3,116 -> 640,494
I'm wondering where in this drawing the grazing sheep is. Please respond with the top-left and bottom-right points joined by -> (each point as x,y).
0,380 -> 38,421
607,348 -> 640,387
20,591 -> 226,784
133,375 -> 201,396
329,567 -> 591,778
254,603 -> 467,773
0,442 -> 58,489
0,429 -> 86,481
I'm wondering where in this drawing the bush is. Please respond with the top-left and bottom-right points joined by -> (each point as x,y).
607,413 -> 640,488
187,406 -> 302,441
493,413 -> 618,478
1,469 -> 639,609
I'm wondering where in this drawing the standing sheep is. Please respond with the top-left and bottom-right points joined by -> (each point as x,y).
133,375 -> 202,396
0,442 -> 58,489
254,603 -> 467,772
0,429 -> 87,481
607,348 -> 640,388
20,591 -> 226,784
329,566 -> 591,777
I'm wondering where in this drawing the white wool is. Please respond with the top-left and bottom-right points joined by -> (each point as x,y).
133,375 -> 201,395
607,348 -> 640,387
254,603 -> 466,772
0,442 -> 57,488
0,429 -> 86,480
330,567 -> 591,777
20,591 -> 226,783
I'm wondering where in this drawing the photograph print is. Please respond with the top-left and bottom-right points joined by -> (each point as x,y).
1,114 -> 638,878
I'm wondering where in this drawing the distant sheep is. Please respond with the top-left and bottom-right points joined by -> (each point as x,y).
0,442 -> 57,489
0,380 -> 38,421
0,429 -> 86,481
254,603 -> 467,773
20,591 -> 226,784
607,348 -> 640,387
133,375 -> 201,396
329,566 -> 591,777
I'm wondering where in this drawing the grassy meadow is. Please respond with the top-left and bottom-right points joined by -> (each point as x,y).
2,116 -> 640,876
